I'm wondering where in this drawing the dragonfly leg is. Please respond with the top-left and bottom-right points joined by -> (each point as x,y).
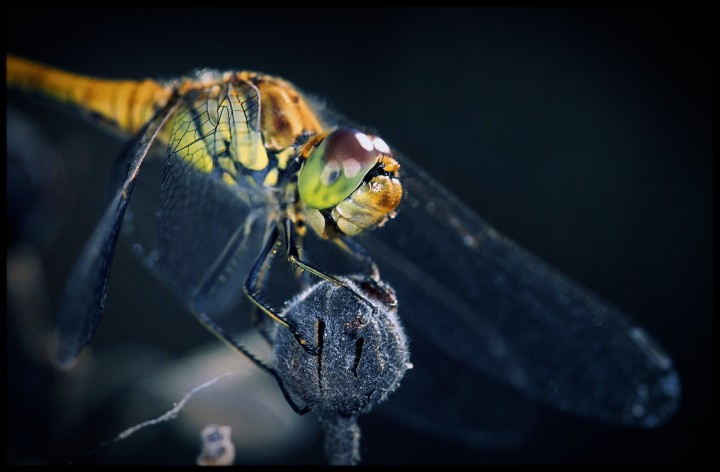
332,237 -> 381,281
191,309 -> 310,415
249,305 -> 275,344
283,219 -> 378,315
244,224 -> 320,355
191,309 -> 274,374
273,378 -> 312,416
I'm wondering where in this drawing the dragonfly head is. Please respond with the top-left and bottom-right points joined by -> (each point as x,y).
298,128 -> 402,238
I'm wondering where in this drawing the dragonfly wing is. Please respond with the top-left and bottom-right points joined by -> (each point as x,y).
377,323 -> 538,447
54,96 -> 181,368
124,81 -> 271,329
359,153 -> 680,429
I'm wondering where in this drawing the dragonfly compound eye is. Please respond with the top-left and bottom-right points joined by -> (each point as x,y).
298,128 -> 383,210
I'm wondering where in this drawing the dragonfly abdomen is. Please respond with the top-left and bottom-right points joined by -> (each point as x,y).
6,54 -> 171,135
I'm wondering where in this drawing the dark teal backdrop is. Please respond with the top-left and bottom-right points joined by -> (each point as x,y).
6,7 -> 712,465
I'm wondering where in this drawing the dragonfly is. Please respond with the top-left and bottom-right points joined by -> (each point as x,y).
6,54 -> 681,461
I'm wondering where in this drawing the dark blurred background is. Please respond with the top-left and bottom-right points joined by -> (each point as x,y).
6,7 -> 713,465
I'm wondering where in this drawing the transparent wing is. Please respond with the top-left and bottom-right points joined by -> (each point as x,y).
54,96 -> 181,367
125,80 -> 272,329
356,153 -> 680,433
376,324 -> 538,448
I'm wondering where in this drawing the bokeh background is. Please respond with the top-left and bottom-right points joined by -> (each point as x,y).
6,7 -> 712,464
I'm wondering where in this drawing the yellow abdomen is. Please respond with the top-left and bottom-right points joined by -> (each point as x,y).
7,54 -> 172,135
